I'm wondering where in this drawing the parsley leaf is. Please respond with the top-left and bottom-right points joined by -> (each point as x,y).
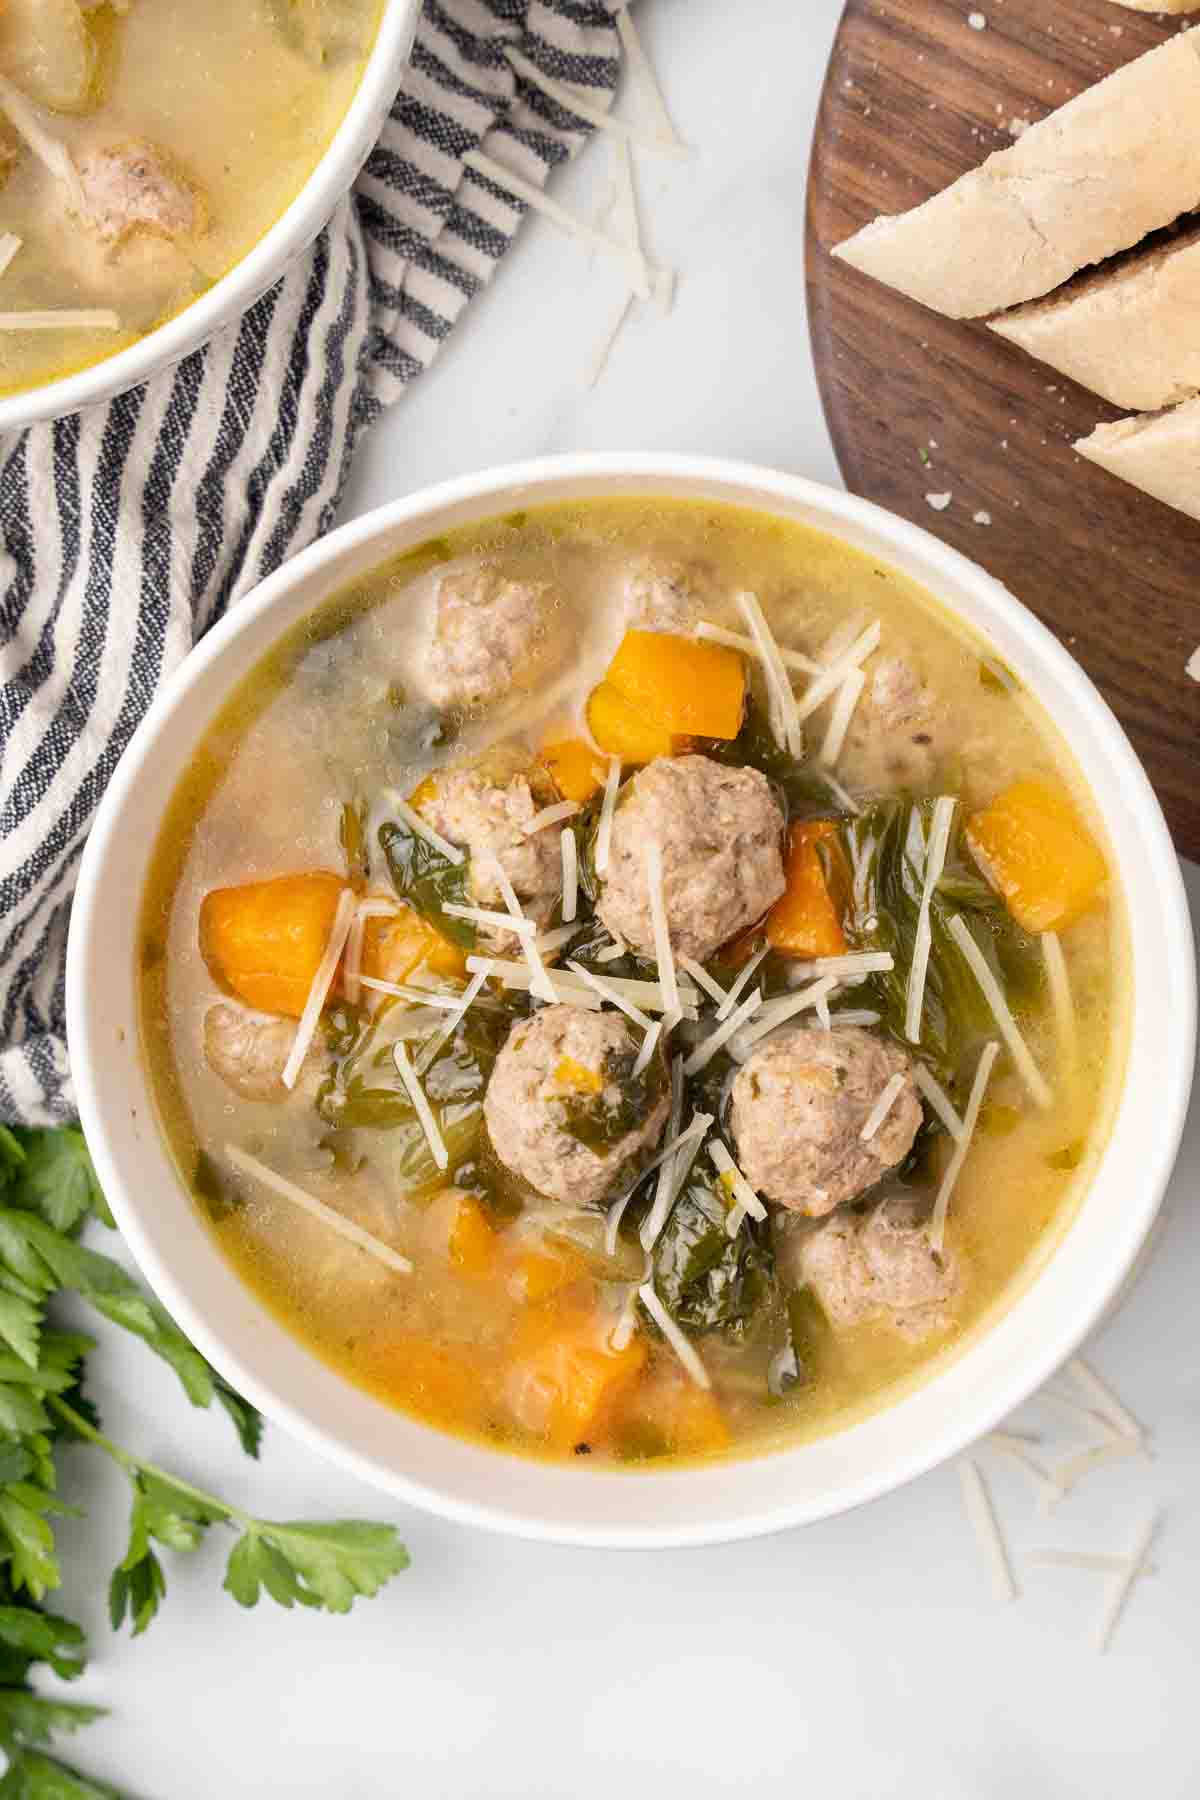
224,1521 -> 410,1613
0,1748 -> 126,1799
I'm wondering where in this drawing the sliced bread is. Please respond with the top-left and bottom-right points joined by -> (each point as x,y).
1075,395 -> 1200,523
833,28 -> 1200,318
990,224 -> 1200,412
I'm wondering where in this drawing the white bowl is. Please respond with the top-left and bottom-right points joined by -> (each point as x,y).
66,455 -> 1195,1548
0,0 -> 420,433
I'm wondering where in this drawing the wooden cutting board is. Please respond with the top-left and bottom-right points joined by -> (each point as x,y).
806,0 -> 1200,857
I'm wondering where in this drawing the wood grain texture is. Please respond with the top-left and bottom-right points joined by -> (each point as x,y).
806,0 -> 1200,855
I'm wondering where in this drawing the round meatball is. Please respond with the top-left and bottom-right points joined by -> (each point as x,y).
597,755 -> 785,963
484,1006 -> 670,1207
203,1004 -> 315,1102
417,747 -> 562,953
424,564 -> 567,712
838,655 -> 943,794
623,557 -> 709,634
783,1197 -> 963,1341
730,1026 -> 921,1215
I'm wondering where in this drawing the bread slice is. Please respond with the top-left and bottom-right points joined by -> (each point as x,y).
1075,396 -> 1200,522
833,28 -> 1200,318
990,224 -> 1200,411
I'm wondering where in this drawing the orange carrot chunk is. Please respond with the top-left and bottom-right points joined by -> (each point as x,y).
603,629 -> 746,739
966,778 -> 1107,933
447,1194 -> 498,1278
199,871 -> 350,1018
540,734 -> 605,804
766,820 -> 847,959
504,1306 -> 647,1451
586,680 -> 677,764
360,902 -> 466,987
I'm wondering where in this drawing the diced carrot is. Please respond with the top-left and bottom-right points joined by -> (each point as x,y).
554,1055 -> 603,1093
504,1306 -> 647,1451
199,871 -> 350,1018
586,680 -> 678,764
540,734 -> 605,804
966,778 -> 1107,933
361,902 -> 466,986
407,774 -> 438,809
447,1194 -> 497,1278
603,629 -> 746,740
624,1370 -> 731,1457
369,1335 -> 488,1427
766,820 -> 847,958
509,1244 -> 590,1304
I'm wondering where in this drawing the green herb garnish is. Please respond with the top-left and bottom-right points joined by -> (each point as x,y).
0,1127 -> 408,1793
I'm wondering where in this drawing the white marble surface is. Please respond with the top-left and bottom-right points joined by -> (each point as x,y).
60,2 -> 1199,1792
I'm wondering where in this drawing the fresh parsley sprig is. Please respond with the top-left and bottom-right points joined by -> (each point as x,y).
0,1125 -> 410,1795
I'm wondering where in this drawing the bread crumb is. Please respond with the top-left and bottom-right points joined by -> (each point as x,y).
973,511 -> 992,527
1186,647 -> 1200,683
968,11 -> 987,29
926,492 -> 953,512
1008,117 -> 1031,139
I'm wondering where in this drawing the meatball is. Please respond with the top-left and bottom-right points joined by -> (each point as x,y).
730,1026 -> 921,1215
623,557 -> 709,634
203,1004 -> 315,1102
780,1197 -> 963,1342
416,747 -> 562,953
484,1006 -> 670,1207
423,564 -> 567,712
837,655 -> 943,794
597,755 -> 785,963
78,142 -> 206,247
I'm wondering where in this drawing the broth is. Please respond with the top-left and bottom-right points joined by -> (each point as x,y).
140,499 -> 1129,1467
0,0 -> 380,396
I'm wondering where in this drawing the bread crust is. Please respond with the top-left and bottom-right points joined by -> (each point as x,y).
1075,395 -> 1200,523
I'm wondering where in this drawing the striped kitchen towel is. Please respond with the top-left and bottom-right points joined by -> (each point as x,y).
0,0 -> 627,1125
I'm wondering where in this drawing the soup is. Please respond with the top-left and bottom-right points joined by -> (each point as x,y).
140,499 -> 1128,1467
0,0 -> 380,396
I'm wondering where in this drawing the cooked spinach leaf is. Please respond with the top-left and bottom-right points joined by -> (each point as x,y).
696,695 -> 854,822
650,1163 -> 774,1339
377,817 -> 475,948
553,1045 -> 667,1154
836,797 -> 1041,1090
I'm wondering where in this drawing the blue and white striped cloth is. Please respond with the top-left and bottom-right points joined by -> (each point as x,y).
0,0 -> 624,1124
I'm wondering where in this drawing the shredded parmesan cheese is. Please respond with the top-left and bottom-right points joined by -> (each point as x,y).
393,1043 -> 449,1171
522,799 -> 579,836
415,967 -> 491,1076
683,986 -> 763,1076
730,976 -> 840,1058
1041,931 -> 1078,1079
1030,1549 -> 1159,1577
737,591 -> 802,756
505,44 -> 685,160
985,1435 -> 1063,1508
830,1008 -> 881,1029
678,954 -> 729,1008
0,75 -> 83,211
929,1041 -> 998,1252
795,950 -> 894,981
637,1283 -> 711,1388
466,955 -> 697,1016
535,924 -> 577,956
442,902 -> 537,936
224,1145 -> 412,1275
1051,1437 -> 1139,1497
0,234 -> 20,280
948,913 -> 1053,1109
1095,1512 -> 1159,1653
595,936 -> 628,964
906,796 -> 956,1042
859,1071 -> 907,1142
640,1058 -> 686,1252
694,620 -> 821,674
707,1139 -> 766,1221
0,309 -> 121,331
819,666 -> 866,767
913,1063 -> 965,1141
958,1456 -> 1016,1603
644,839 -> 680,1025
633,1019 -> 662,1077
560,826 -> 578,924
594,756 -> 621,875
282,888 -> 356,1090
388,794 -> 464,864
615,4 -> 687,155
566,959 -> 652,1030
794,621 -> 882,726
358,975 -> 470,1011
1067,1357 -> 1147,1452
716,945 -> 769,1020
464,147 -> 652,299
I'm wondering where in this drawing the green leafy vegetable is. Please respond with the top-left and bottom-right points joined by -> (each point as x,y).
0,1124 -> 410,1793
378,816 -> 475,948
837,798 -> 1042,1089
696,695 -> 855,822
650,1162 -> 774,1339
553,1045 -> 667,1154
